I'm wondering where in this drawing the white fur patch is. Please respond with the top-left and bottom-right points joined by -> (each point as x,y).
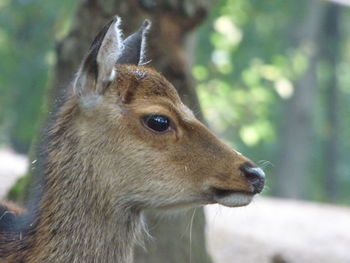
79,93 -> 102,109
214,193 -> 253,207
97,17 -> 123,84
139,20 -> 151,65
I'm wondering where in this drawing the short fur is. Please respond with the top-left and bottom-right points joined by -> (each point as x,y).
0,17 -> 263,263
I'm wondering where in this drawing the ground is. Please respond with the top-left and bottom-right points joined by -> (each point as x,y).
206,198 -> 350,263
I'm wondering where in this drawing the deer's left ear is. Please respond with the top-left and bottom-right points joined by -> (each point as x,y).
74,16 -> 123,99
117,20 -> 151,66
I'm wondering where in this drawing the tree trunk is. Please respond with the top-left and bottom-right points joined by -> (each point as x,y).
274,0 -> 326,199
50,0 -> 213,262
321,4 -> 341,201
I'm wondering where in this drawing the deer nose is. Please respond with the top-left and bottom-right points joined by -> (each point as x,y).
240,163 -> 265,194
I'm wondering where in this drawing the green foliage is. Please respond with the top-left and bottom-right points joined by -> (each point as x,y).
195,0 -> 300,159
0,0 -> 75,152
195,0 -> 350,203
6,173 -> 30,203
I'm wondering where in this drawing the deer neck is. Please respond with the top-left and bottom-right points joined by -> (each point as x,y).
33,200 -> 141,263
27,105 -> 143,263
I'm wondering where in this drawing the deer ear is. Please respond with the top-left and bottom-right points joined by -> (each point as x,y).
74,16 -> 123,100
117,20 -> 151,66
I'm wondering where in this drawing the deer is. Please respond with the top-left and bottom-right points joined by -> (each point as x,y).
0,17 -> 265,263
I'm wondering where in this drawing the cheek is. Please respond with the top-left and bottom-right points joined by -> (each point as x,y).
167,143 -> 204,176
105,119 -> 200,190
124,147 -> 189,189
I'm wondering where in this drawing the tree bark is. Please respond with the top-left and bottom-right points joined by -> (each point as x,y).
274,0 -> 326,199
50,0 -> 213,262
321,4 -> 341,201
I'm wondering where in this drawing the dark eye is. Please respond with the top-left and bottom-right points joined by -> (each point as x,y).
142,114 -> 171,133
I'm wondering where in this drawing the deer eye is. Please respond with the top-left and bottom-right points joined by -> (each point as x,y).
142,114 -> 171,133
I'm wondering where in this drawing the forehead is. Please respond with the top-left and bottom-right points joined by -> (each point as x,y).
113,65 -> 181,104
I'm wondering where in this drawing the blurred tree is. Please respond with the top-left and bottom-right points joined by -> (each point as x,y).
274,0 -> 326,199
48,0 -> 213,262
321,4 -> 341,201
0,0 -> 74,153
193,0 -> 350,202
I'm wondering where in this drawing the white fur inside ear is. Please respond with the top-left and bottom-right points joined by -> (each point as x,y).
114,17 -> 124,50
108,67 -> 116,82
74,17 -> 123,99
73,69 -> 86,97
79,93 -> 102,109
97,17 -> 123,84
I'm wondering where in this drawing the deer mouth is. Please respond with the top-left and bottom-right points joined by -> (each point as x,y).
211,187 -> 254,207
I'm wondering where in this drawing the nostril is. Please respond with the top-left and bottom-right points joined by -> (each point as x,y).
240,163 -> 265,194
244,169 -> 263,184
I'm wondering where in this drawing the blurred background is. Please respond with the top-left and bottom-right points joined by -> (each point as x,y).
0,0 -> 349,262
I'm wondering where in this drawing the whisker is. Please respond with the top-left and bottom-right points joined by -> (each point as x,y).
257,160 -> 274,169
189,208 -> 197,263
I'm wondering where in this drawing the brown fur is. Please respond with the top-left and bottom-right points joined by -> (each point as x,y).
0,18 -> 263,263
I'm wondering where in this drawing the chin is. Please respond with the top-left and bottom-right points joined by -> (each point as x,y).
149,191 -> 255,211
213,191 -> 254,207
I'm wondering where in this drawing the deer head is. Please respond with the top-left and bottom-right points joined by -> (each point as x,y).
70,16 -> 265,211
